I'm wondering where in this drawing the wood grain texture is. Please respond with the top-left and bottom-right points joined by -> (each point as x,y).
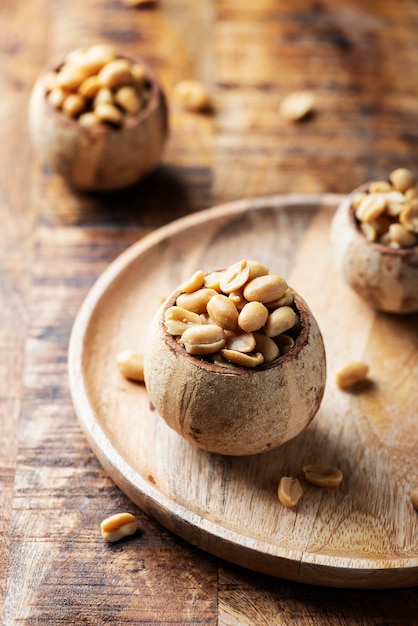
68,196 -> 418,589
1,0 -> 418,623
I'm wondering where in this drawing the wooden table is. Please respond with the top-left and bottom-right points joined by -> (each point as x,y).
1,0 -> 418,623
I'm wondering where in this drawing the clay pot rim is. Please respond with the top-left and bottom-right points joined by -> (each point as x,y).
160,285 -> 312,375
39,52 -> 165,134
347,181 -> 418,257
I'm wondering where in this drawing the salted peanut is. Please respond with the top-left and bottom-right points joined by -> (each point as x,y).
224,329 -> 256,353
400,200 -> 418,234
254,332 -> 280,362
176,288 -> 218,314
275,334 -> 295,355
164,306 -> 202,335
79,111 -> 100,126
228,289 -> 247,311
390,167 -> 416,193
279,90 -> 315,122
82,43 -> 118,75
384,190 -> 407,217
207,293 -> 239,331
130,62 -> 148,85
410,490 -> 418,511
180,324 -> 225,355
101,512 -> 138,542
116,350 -> 145,382
56,65 -> 88,91
247,260 -> 269,280
180,270 -> 205,294
220,260 -> 250,294
78,75 -> 102,99
278,477 -> 303,508
351,192 -> 368,210
115,85 -> 142,115
243,274 -> 288,303
238,301 -> 268,332
173,79 -> 212,112
360,222 -> 377,242
95,102 -> 124,125
266,287 -> 294,309
387,222 -> 418,247
335,361 -> 369,389
98,58 -> 134,88
204,270 -> 224,290
355,193 -> 386,222
264,306 -> 297,338
303,464 -> 343,487
405,185 -> 418,201
220,349 -> 264,368
368,180 -> 392,193
47,87 -> 66,109
62,93 -> 86,118
94,87 -> 114,106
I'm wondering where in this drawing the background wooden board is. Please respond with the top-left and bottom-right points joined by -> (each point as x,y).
1,0 -> 418,623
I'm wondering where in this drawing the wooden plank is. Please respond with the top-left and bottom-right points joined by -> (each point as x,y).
213,0 -> 418,200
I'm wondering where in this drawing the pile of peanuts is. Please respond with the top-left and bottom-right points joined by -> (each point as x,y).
43,44 -> 151,127
353,167 -> 418,248
164,259 -> 300,369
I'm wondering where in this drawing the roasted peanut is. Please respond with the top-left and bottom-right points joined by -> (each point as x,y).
303,464 -> 343,487
101,512 -> 138,542
264,306 -> 297,338
206,294 -> 239,331
116,350 -> 145,382
224,329 -> 256,353
275,334 -> 295,355
354,168 -> 418,248
243,274 -> 288,304
219,349 -> 264,368
173,79 -> 212,112
176,288 -> 218,314
254,332 -> 280,362
62,93 -> 86,118
165,260 -> 301,369
180,324 -> 225,355
115,85 -> 142,114
164,306 -> 202,335
220,260 -> 250,294
335,361 -> 369,389
43,45 -> 151,128
180,270 -> 205,294
238,301 -> 269,332
278,477 -> 303,507
279,90 -> 315,122
390,167 -> 416,193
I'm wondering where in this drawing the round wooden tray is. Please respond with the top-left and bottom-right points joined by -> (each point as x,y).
68,194 -> 418,589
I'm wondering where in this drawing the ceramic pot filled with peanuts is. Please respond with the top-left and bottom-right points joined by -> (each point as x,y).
331,168 -> 418,313
28,44 -> 168,191
144,259 -> 326,456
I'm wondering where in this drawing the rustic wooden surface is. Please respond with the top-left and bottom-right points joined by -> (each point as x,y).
1,0 -> 418,624
68,195 -> 418,589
